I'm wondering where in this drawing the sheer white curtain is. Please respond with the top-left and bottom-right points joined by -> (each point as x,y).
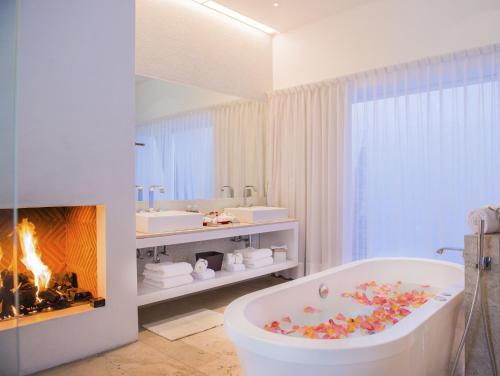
214,101 -> 267,198
349,44 -> 500,263
136,100 -> 267,200
268,44 -> 500,273
136,111 -> 214,200
267,84 -> 348,274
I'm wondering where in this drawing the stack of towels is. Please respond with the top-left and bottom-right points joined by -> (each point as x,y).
192,258 -> 215,280
240,247 -> 274,269
467,205 -> 500,234
223,252 -> 245,272
143,262 -> 194,289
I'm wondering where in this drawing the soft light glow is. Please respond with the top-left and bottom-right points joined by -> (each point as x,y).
192,0 -> 277,34
17,218 -> 52,291
273,2 -> 280,7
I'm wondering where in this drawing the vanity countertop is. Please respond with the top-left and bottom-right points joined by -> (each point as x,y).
135,218 -> 298,249
136,218 -> 297,239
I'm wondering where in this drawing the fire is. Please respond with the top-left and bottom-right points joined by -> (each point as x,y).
17,218 -> 51,291
0,245 -> 3,262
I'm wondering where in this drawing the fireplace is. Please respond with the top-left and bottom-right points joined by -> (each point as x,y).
0,206 -> 105,326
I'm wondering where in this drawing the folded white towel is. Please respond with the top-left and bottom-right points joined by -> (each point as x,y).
192,269 -> 215,280
194,259 -> 208,273
242,248 -> 273,261
224,263 -> 246,272
245,256 -> 274,269
224,253 -> 236,265
144,262 -> 193,277
234,252 -> 243,264
143,274 -> 194,289
467,206 -> 500,234
234,247 -> 254,254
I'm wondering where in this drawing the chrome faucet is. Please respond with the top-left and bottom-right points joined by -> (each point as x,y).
243,185 -> 257,207
436,220 -> 492,270
148,185 -> 165,212
436,247 -> 464,255
221,185 -> 234,198
135,185 -> 145,213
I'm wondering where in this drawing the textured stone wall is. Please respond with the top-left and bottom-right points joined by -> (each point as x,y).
464,233 -> 500,375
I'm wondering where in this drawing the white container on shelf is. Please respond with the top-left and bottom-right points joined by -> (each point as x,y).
271,245 -> 288,263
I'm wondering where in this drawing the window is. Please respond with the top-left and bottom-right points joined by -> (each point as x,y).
351,80 -> 500,263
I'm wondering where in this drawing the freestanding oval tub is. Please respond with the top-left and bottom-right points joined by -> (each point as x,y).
225,258 -> 464,376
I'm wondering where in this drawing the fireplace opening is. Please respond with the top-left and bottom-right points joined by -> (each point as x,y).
0,206 -> 104,325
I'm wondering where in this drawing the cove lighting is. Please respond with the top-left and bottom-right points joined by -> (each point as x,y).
192,0 -> 277,34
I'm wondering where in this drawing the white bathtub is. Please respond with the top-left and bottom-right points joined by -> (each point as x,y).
225,258 -> 464,376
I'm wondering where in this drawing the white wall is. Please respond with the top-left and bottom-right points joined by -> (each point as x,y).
136,78 -> 239,124
0,1 -> 137,374
273,0 -> 500,89
136,0 -> 273,99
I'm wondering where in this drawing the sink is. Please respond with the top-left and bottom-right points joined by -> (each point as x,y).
224,206 -> 288,224
136,211 -> 204,233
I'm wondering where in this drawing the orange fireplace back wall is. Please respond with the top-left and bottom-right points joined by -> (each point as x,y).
0,206 -> 98,296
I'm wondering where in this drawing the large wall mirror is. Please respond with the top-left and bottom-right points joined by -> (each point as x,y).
135,76 -> 266,201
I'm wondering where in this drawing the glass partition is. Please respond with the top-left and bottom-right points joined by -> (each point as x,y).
0,0 -> 20,374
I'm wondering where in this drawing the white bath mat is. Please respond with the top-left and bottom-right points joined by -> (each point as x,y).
143,309 -> 224,341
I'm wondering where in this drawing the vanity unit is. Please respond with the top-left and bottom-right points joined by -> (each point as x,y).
136,218 -> 299,307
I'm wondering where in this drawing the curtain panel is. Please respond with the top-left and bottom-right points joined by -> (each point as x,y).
267,84 -> 349,274
348,44 -> 500,263
267,44 -> 500,274
213,100 -> 267,198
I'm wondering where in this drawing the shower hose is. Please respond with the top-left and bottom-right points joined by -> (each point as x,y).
450,220 -> 498,376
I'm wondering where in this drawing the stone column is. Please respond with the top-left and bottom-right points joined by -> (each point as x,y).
464,234 -> 500,375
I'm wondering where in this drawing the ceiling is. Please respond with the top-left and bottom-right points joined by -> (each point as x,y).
215,0 -> 378,33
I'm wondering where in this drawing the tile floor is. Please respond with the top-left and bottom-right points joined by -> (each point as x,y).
36,275 -> 286,376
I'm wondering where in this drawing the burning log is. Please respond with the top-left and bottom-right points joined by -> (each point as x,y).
1,270 -> 13,317
0,268 -> 93,320
0,287 -> 15,318
0,270 -> 15,318
68,288 -> 93,302
53,271 -> 78,290
0,270 -> 39,318
38,288 -> 70,309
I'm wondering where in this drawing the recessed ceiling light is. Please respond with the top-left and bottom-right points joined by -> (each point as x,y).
273,2 -> 280,7
190,0 -> 277,34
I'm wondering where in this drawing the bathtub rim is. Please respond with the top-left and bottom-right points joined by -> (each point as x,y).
224,257 -> 464,365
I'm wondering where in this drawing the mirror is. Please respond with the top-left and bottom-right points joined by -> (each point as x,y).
135,76 -> 266,201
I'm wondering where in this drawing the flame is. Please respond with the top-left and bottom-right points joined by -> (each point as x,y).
17,218 -> 51,291
0,246 -> 2,289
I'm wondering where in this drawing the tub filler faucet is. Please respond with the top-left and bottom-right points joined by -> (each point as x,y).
435,247 -> 464,255
148,185 -> 165,212
436,246 -> 492,270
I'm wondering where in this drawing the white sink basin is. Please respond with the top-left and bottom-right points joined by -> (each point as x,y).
136,210 -> 204,233
224,206 -> 288,224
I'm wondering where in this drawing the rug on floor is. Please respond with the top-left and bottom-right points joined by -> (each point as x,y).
143,309 -> 225,341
